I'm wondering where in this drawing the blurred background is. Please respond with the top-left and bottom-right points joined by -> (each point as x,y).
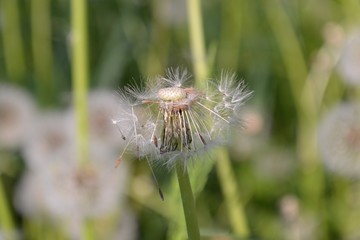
1,0 -> 360,239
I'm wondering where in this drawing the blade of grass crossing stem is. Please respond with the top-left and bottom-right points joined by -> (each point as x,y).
216,149 -> 249,237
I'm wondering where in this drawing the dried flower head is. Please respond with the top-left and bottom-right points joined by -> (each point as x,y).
318,103 -> 360,178
113,68 -> 251,169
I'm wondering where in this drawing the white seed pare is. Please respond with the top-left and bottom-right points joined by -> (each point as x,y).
157,87 -> 186,101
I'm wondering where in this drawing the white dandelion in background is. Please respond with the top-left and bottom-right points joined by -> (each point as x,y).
16,150 -> 130,239
22,111 -> 75,170
17,108 -> 131,239
0,84 -> 36,150
14,171 -> 48,218
318,103 -> 360,178
88,90 -> 123,151
338,30 -> 360,86
112,68 -> 251,169
231,106 -> 269,159
279,195 -> 317,240
112,209 -> 138,240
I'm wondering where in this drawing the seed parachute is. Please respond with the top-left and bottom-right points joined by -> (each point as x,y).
112,68 -> 252,169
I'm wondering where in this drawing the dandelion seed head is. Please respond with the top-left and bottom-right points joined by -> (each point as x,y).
318,102 -> 360,178
113,68 -> 251,169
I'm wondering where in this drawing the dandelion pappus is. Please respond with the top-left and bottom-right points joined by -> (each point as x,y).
113,68 -> 252,169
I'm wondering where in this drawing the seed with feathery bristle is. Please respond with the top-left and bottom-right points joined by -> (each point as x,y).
158,87 -> 186,101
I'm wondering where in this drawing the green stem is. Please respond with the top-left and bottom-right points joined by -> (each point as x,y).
1,0 -> 27,82
176,163 -> 200,240
82,218 -> 95,240
31,0 -> 54,106
142,0 -> 170,76
0,177 -> 15,239
183,1 -> 205,237
340,0 -> 360,25
186,0 -> 250,237
70,0 -> 93,237
216,149 -> 249,237
218,0 -> 243,69
186,0 -> 207,87
71,0 -> 90,166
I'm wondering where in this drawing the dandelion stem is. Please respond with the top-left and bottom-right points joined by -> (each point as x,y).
186,0 -> 207,87
176,163 -> 200,240
71,0 -> 90,166
82,218 -> 95,240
